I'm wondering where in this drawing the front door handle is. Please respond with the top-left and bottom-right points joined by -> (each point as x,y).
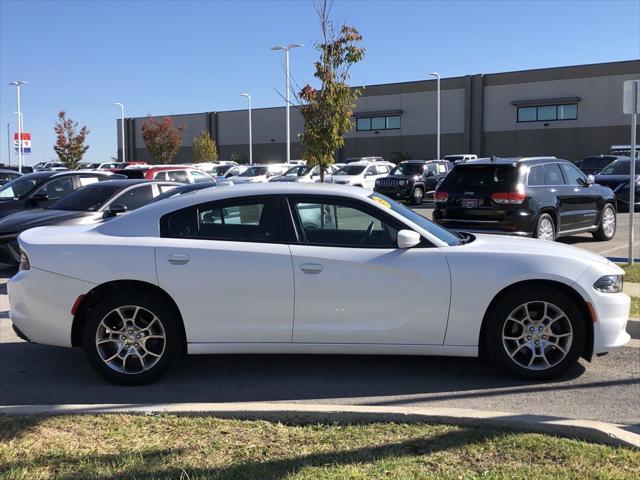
549,188 -> 558,193
300,263 -> 323,274
167,253 -> 190,265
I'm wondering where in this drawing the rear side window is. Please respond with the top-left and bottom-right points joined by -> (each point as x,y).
528,166 -> 544,186
560,163 -> 586,185
161,197 -> 281,243
440,165 -> 519,190
168,170 -> 189,183
543,163 -> 565,185
154,171 -> 168,180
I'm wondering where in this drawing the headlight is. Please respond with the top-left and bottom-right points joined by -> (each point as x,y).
19,251 -> 30,271
593,275 -> 623,293
398,180 -> 406,186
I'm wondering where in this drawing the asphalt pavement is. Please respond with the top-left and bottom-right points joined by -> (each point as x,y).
0,210 -> 638,431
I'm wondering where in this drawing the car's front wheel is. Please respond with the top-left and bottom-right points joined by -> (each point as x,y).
592,204 -> 616,241
485,287 -> 585,380
82,291 -> 183,385
411,186 -> 424,205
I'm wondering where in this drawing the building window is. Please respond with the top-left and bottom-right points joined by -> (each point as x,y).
356,115 -> 401,131
517,104 -> 578,123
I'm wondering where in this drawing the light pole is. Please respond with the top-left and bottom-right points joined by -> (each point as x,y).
6,123 -> 10,167
113,103 -> 126,163
241,93 -> 253,165
271,43 -> 303,164
9,81 -> 27,173
430,72 -> 441,160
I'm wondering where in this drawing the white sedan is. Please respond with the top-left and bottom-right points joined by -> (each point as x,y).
9,184 -> 631,385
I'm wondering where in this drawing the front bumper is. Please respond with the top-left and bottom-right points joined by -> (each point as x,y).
9,267 -> 95,347
374,186 -> 413,201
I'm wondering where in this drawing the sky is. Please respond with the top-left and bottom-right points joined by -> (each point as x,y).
1,0 -> 639,165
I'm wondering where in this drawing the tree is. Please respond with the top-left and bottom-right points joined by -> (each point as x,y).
141,117 -> 185,164
53,111 -> 90,169
298,0 -> 365,181
193,131 -> 218,162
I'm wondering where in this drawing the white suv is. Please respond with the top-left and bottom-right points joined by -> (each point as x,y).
325,161 -> 394,189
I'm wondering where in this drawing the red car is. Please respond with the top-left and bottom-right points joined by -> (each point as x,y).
112,165 -> 214,184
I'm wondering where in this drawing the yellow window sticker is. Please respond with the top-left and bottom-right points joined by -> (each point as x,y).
370,195 -> 391,209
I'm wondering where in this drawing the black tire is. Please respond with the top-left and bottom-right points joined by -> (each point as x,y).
82,291 -> 184,385
411,186 -> 424,205
533,213 -> 556,241
484,287 -> 585,380
592,203 -> 616,241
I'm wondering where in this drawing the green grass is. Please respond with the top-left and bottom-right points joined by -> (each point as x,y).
631,296 -> 640,318
0,415 -> 638,479
621,263 -> 640,283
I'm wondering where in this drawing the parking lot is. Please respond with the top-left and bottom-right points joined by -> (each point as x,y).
0,209 -> 638,431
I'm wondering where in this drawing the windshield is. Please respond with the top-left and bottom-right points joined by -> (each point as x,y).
239,166 -> 268,177
0,176 -> 39,199
48,183 -> 123,211
284,166 -> 311,177
335,165 -> 366,176
581,156 -> 618,169
390,163 -> 424,176
368,193 -> 460,246
599,160 -> 639,175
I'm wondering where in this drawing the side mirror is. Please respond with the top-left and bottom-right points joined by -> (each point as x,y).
30,193 -> 49,203
397,229 -> 421,249
103,204 -> 128,219
586,174 -> 595,185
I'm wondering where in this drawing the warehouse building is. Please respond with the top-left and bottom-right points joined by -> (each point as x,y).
117,59 -> 639,164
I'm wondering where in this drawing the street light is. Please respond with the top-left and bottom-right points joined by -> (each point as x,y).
6,123 -> 10,167
430,72 -> 440,160
9,80 -> 27,173
271,43 -> 303,164
113,103 -> 126,163
241,93 -> 253,165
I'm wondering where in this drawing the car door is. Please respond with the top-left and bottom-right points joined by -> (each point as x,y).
287,195 -> 451,345
155,195 -> 294,343
558,162 -> 600,230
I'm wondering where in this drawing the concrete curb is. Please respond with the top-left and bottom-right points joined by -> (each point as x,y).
0,402 -> 637,449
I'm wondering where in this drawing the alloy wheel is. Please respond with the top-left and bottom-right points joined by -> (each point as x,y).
413,188 -> 424,205
501,301 -> 573,371
95,305 -> 166,374
537,217 -> 554,241
602,207 -> 616,238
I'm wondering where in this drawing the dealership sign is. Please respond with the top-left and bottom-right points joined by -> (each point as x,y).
13,132 -> 31,154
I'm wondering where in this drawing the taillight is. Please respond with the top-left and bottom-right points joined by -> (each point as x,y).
435,191 -> 449,202
491,192 -> 526,204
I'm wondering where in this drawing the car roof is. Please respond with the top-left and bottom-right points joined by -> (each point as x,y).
457,156 -> 565,167
400,159 -> 445,164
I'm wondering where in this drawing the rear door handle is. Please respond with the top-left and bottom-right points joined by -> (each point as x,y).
300,263 -> 323,274
167,253 -> 190,265
549,188 -> 558,193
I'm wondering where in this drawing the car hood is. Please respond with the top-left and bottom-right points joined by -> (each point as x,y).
328,175 -> 360,183
232,176 -> 264,184
595,175 -> 632,191
0,208 -> 95,235
463,233 -> 613,266
269,176 -> 298,182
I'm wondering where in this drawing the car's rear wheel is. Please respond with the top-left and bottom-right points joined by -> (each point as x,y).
485,287 -> 585,380
534,213 -> 555,241
592,204 -> 616,241
411,186 -> 424,205
82,291 -> 183,385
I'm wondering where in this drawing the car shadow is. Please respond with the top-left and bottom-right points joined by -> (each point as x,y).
0,339 -> 591,407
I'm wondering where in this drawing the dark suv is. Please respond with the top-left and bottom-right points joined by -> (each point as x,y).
373,160 -> 452,205
576,155 -> 627,175
432,157 -> 617,241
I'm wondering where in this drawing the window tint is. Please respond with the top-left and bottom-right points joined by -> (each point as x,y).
560,163 -> 587,185
0,172 -> 19,182
292,199 -> 398,247
113,185 -> 154,210
34,176 -> 75,200
168,170 -> 189,183
390,163 -> 423,176
163,197 -> 280,242
441,165 -> 519,190
426,164 -> 438,175
599,160 -> 638,175
528,165 -> 545,186
154,171 -> 168,180
0,177 -> 38,199
543,163 -> 565,185
49,183 -> 122,211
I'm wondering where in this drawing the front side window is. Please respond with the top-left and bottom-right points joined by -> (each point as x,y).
0,177 -> 38,199
154,171 -> 168,181
426,164 -> 438,176
34,176 -> 75,200
291,198 -> 398,247
162,197 -> 280,243
560,163 -> 587,185
49,183 -> 122,211
112,185 -> 154,210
